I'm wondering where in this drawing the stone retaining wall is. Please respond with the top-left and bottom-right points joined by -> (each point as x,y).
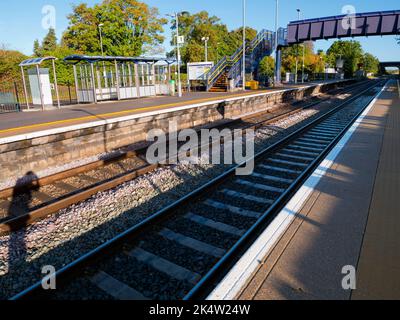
0,80 -> 353,185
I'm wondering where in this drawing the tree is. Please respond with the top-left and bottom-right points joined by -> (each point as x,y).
281,42 -> 317,75
167,11 -> 257,64
258,56 -> 275,79
0,45 -> 27,84
62,0 -> 167,57
42,28 -> 58,53
33,40 -> 42,57
43,46 -> 79,85
361,53 -> 380,75
326,40 -> 363,77
168,11 -> 228,63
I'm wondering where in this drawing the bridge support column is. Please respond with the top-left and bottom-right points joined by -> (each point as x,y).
275,48 -> 282,84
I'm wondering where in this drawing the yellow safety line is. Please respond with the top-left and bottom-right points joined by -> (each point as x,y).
0,90 -> 271,135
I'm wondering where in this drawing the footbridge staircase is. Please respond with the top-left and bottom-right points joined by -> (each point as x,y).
206,28 -> 287,92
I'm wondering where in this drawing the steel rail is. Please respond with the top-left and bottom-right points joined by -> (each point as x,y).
184,79 -> 387,299
9,80 -> 380,300
0,81 -> 362,234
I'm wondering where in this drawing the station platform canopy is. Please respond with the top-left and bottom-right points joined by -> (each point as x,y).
19,56 -> 57,67
64,55 -> 175,65
65,55 -> 176,104
19,56 -> 60,110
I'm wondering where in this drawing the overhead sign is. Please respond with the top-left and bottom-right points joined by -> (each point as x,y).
177,36 -> 185,45
336,58 -> 345,69
188,62 -> 214,81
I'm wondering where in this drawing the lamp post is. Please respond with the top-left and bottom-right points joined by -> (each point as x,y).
202,37 -> 210,62
242,0 -> 246,91
274,0 -> 279,84
295,10 -> 306,84
295,9 -> 300,84
98,23 -> 104,56
302,41 -> 305,83
98,23 -> 108,89
167,12 -> 188,98
175,12 -> 182,97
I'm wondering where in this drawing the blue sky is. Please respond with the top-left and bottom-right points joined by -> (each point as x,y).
0,0 -> 399,61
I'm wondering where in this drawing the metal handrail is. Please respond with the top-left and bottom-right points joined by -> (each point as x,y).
206,29 -> 276,90
207,56 -> 227,79
206,56 -> 229,90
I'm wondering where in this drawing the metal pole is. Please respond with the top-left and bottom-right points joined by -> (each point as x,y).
295,48 -> 298,84
36,65 -> 45,111
68,82 -> 72,104
14,82 -> 21,112
204,38 -> 209,62
97,65 -> 104,101
302,44 -> 305,83
73,65 -> 80,104
99,24 -> 108,90
115,60 -> 121,100
99,25 -> 104,57
134,63 -> 140,97
52,59 -> 61,109
242,0 -> 246,91
176,12 -> 182,97
20,66 -> 30,110
274,0 -> 279,85
295,9 -> 300,84
90,63 -> 97,104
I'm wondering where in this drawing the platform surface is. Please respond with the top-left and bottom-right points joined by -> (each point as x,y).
238,79 -> 400,300
0,80 -> 339,140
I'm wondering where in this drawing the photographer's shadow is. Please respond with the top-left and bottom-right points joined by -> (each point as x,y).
6,172 -> 39,273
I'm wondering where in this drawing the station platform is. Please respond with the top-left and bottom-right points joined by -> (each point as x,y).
0,80 -> 340,140
234,79 -> 400,300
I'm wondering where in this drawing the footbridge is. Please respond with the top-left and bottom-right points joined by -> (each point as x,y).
206,10 -> 399,91
380,61 -> 400,74
287,10 -> 400,44
206,28 -> 287,92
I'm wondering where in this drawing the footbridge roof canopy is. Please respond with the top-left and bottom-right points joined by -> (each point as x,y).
287,10 -> 400,44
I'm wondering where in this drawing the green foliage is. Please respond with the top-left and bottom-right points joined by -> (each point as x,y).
326,40 -> 363,77
280,40 -> 379,79
42,28 -> 58,53
0,46 -> 27,85
33,28 -> 58,57
168,11 -> 257,64
33,40 -> 41,57
43,46 -> 79,85
62,0 -> 167,57
281,42 -> 325,76
361,53 -> 380,75
258,56 -> 275,78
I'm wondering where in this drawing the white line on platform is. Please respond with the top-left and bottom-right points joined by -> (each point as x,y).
206,81 -> 389,301
0,81 -> 347,145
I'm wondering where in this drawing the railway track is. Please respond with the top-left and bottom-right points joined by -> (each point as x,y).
0,80 -> 363,234
11,79 -> 385,300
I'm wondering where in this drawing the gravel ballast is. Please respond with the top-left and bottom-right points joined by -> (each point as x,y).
0,87 -> 378,299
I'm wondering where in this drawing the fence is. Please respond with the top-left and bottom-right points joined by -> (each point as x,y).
0,80 -> 77,114
0,82 -> 21,114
